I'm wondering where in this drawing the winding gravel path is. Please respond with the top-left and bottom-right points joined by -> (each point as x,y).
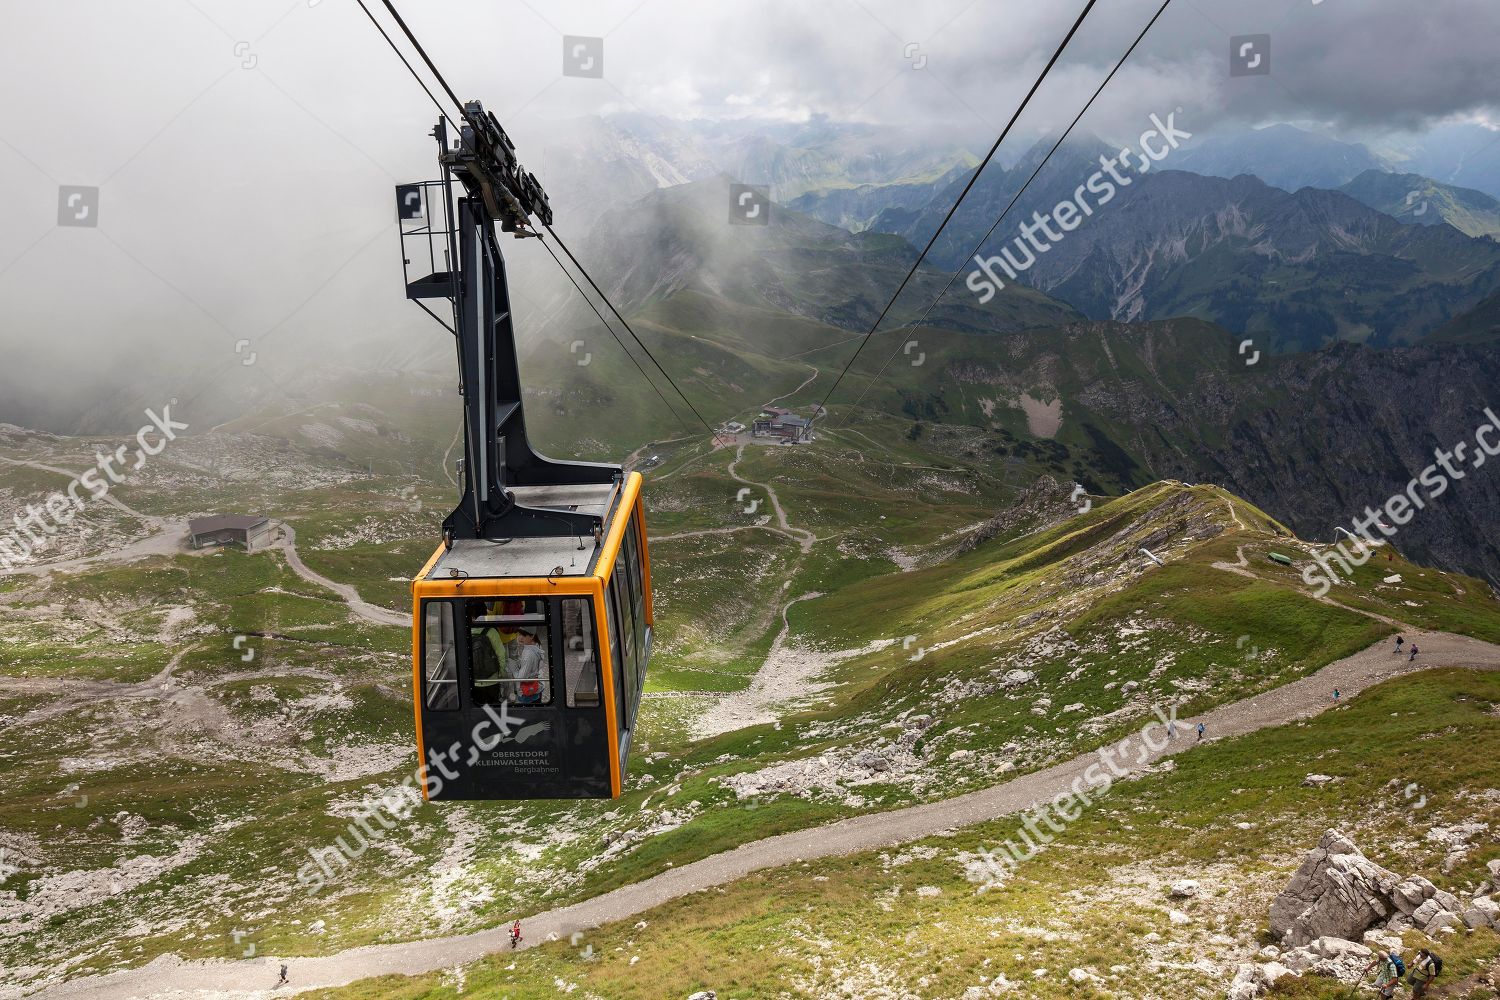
727,444 -> 816,553
268,522 -> 407,628
30,631 -> 1500,1000
0,455 -> 402,628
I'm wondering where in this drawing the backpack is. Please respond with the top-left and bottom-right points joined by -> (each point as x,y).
1390,955 -> 1406,977
1428,953 -> 1442,977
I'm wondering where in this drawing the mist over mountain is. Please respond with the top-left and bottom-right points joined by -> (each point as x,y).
1372,120 -> 1500,200
1339,168 -> 1500,239
578,174 -> 1083,336
1171,123 -> 1390,192
1017,171 -> 1500,350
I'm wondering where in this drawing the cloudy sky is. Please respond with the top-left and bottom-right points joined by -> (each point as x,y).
2,0 -> 1498,432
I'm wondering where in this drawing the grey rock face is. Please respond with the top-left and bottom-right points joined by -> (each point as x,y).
1269,830 -> 1399,947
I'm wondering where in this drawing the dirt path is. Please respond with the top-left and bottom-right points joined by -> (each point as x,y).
269,522 -> 407,628
440,422 -> 461,489
1223,498 -> 1245,530
1,644 -> 203,727
727,445 -> 816,553
622,435 -> 694,474
32,632 -> 1500,1000
763,366 -> 819,408
690,592 -> 831,738
0,456 -> 188,576
0,457 -> 401,628
1210,545 -> 1418,631
652,524 -> 807,545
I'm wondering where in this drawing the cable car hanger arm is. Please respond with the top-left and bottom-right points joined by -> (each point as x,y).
398,109 -> 618,546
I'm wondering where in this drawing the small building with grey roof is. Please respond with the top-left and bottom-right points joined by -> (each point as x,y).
188,515 -> 273,552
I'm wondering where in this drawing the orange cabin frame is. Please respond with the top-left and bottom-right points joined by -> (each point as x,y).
408,471 -> 653,799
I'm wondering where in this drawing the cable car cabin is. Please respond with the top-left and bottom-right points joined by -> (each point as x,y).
395,106 -> 656,800
411,475 -> 653,800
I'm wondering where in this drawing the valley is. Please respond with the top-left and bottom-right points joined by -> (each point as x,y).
5,394 -> 1500,998
6,14 -> 1500,997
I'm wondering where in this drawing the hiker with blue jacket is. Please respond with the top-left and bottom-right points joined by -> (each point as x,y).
1359,950 -> 1404,999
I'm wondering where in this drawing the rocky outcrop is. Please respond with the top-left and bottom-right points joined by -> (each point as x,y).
1233,832 -> 1499,997
1386,873 -> 1487,935
1268,830 -> 1399,947
1276,936 -> 1377,985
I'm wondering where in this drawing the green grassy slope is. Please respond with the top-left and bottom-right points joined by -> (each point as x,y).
314,667 -> 1500,1000
7,400 -> 1500,993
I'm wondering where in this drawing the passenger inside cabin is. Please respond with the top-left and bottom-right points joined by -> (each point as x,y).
508,628 -> 549,704
469,600 -> 521,705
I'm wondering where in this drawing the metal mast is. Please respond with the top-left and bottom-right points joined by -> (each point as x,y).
397,105 -> 618,545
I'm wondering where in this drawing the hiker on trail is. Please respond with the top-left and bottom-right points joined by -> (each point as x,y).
1395,635 -> 1404,654
277,964 -> 289,987
1333,689 -> 1340,703
1196,722 -> 1206,742
1360,950 -> 1404,999
1409,644 -> 1420,662
1408,948 -> 1441,997
510,919 -> 523,948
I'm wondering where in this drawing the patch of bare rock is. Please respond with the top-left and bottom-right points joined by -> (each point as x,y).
1228,830 -> 1500,998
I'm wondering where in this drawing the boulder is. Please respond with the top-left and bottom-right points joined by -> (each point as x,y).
1412,899 -> 1443,926
1309,937 -> 1372,960
1229,958 -> 1301,999
999,670 -> 1035,688
1462,907 -> 1493,929
1259,962 -> 1294,987
1471,896 -> 1500,922
1269,830 -> 1399,948
1488,858 -> 1500,886
1391,877 -> 1432,915
1169,879 -> 1200,899
1301,774 -> 1339,788
1281,938 -> 1372,981
687,993 -> 717,1000
1226,964 -> 1263,1000
1434,889 -> 1464,912
1425,911 -> 1465,934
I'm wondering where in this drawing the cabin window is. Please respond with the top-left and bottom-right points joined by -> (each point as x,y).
614,535 -> 640,671
610,577 -> 638,725
605,584 -> 627,731
625,515 -> 647,669
422,601 -> 460,711
561,597 -> 601,708
466,598 -> 552,706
